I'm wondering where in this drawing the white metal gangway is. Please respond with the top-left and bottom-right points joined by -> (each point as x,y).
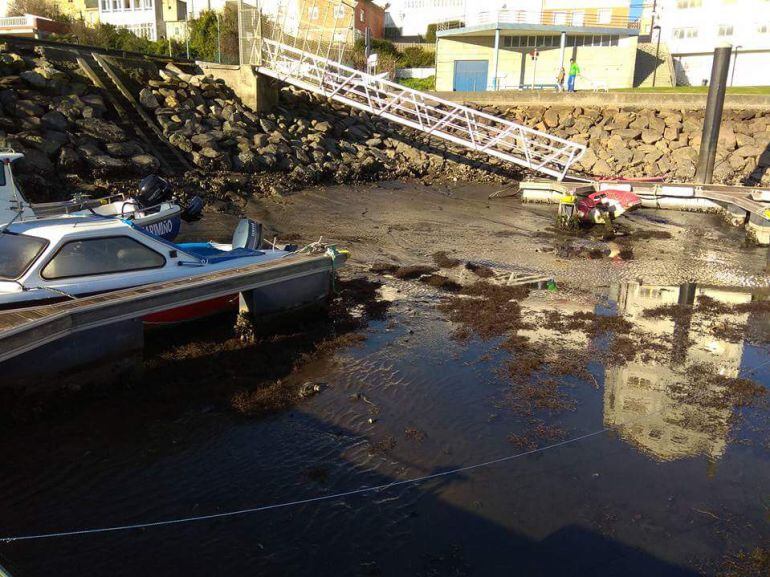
255,39 -> 586,180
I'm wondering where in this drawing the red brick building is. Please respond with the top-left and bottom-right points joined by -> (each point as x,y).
354,0 -> 384,39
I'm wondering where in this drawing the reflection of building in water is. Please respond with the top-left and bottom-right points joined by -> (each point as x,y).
518,293 -> 595,350
604,282 -> 752,462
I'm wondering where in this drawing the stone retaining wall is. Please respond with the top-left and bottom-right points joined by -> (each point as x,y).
472,103 -> 770,185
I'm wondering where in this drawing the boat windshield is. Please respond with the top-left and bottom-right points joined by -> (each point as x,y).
0,232 -> 47,280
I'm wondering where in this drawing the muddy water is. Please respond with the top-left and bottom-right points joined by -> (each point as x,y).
0,274 -> 767,577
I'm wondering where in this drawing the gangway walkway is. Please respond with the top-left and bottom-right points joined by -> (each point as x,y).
255,39 -> 586,181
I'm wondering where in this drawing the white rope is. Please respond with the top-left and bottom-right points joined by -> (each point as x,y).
0,428 -> 609,543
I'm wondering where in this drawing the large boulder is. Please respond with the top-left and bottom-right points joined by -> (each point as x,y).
58,146 -> 83,172
130,154 -> 160,175
75,118 -> 127,143
105,140 -> 145,158
41,110 -> 70,131
139,88 -> 160,109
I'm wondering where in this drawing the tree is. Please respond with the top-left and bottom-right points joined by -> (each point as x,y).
8,0 -> 67,20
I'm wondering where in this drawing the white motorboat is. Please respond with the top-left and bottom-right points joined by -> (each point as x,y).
0,151 -> 201,240
0,215 -> 347,324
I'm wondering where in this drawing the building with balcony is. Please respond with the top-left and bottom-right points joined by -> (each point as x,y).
383,0 -> 465,38
0,13 -> 66,37
656,0 -> 770,86
97,0 -> 186,41
434,0 -> 640,91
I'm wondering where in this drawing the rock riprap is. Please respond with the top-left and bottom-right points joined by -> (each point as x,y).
0,43 -> 161,196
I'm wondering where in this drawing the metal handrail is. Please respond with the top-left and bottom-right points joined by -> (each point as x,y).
257,39 -> 585,180
436,9 -> 641,32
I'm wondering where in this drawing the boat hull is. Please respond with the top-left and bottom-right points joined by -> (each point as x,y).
143,294 -> 239,325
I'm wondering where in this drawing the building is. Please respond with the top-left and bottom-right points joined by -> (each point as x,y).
55,0 -> 101,24
603,282 -> 752,462
656,0 -> 770,86
354,0 -> 384,38
434,0 -> 640,91
97,0 -> 186,41
0,13 -> 66,37
383,0 -> 464,38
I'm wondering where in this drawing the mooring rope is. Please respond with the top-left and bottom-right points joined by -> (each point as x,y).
0,428 -> 610,543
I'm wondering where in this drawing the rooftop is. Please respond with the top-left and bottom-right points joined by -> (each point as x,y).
436,9 -> 641,38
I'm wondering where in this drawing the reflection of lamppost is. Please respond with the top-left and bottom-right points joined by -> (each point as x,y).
652,24 -> 661,87
730,44 -> 742,86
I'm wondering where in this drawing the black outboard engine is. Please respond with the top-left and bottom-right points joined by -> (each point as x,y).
137,174 -> 173,208
181,195 -> 204,222
232,218 -> 263,250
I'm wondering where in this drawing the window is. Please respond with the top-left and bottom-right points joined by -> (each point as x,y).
307,6 -> 319,20
333,4 -> 345,19
718,24 -> 734,36
759,23 -> 770,33
572,10 -> 584,26
676,0 -> 701,7
101,0 -> 110,10
598,8 -> 612,24
359,8 -> 364,22
553,11 -> 567,25
673,27 -> 698,39
0,233 -> 47,280
42,237 -> 165,280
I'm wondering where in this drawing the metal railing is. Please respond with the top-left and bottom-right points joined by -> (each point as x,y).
436,9 -> 641,32
257,39 -> 585,180
0,15 -> 35,28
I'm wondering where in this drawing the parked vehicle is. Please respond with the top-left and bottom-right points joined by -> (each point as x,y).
0,151 -> 202,240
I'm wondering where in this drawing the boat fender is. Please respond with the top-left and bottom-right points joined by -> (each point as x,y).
181,195 -> 204,222
232,218 -> 263,250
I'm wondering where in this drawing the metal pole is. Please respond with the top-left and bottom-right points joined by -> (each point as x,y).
695,44 -> 732,184
559,30 -> 566,69
364,25 -> 371,59
491,28 -> 500,90
730,45 -> 741,86
217,13 -> 221,63
652,25 -> 661,87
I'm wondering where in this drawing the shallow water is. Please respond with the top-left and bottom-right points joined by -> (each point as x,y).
0,278 -> 768,577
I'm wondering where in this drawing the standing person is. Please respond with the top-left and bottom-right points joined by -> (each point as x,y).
567,58 -> 580,92
556,66 -> 565,92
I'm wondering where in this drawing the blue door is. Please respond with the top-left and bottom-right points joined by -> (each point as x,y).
453,60 -> 489,92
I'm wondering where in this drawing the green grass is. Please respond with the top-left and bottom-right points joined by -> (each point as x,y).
612,86 -> 770,95
397,76 -> 436,91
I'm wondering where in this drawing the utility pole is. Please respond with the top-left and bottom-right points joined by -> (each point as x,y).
652,24 -> 661,87
730,45 -> 742,86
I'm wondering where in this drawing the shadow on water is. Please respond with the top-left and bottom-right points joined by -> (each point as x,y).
0,279 -> 767,576
0,409 -> 703,577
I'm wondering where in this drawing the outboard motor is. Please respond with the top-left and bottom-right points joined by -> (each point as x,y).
232,218 -> 263,250
137,174 -> 173,208
181,195 -> 204,222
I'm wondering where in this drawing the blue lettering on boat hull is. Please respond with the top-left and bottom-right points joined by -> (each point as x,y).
139,216 -> 181,240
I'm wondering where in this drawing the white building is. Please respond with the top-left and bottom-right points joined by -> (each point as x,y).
657,0 -> 770,86
98,0 -> 187,41
383,0 -> 464,38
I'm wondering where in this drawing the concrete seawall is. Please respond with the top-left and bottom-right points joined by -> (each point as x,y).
431,90 -> 770,112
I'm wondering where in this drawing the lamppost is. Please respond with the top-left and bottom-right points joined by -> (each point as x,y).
216,12 -> 221,63
652,24 -> 661,87
730,44 -> 742,86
